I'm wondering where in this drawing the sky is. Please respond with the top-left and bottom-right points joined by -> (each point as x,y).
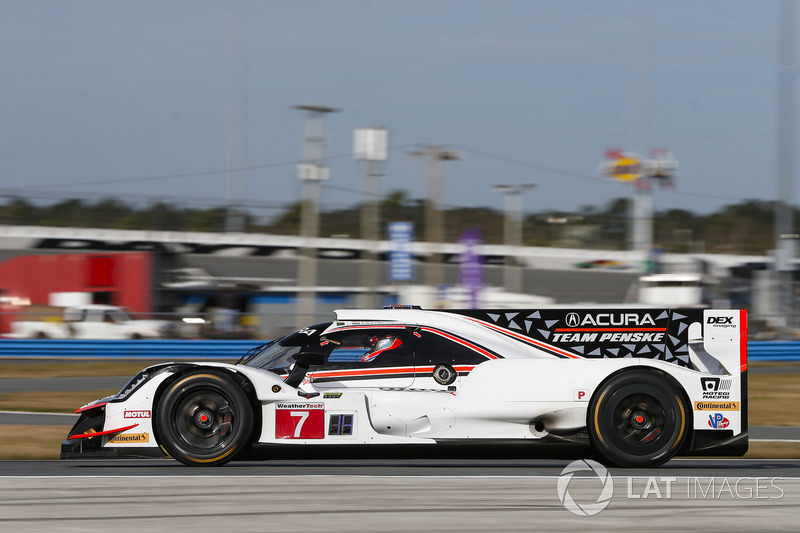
0,0 -> 793,221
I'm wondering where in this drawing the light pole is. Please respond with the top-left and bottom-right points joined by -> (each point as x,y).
293,104 -> 338,327
225,0 -> 247,233
408,146 -> 460,294
493,184 -> 535,293
775,0 -> 797,328
354,127 -> 389,308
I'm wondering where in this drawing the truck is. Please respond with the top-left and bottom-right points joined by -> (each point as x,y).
7,305 -> 173,340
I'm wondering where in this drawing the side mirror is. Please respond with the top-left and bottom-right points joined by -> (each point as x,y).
284,352 -> 325,388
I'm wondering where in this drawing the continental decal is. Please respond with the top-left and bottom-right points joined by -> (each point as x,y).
108,432 -> 150,444
694,401 -> 740,411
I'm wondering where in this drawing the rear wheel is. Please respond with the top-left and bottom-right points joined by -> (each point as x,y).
155,372 -> 253,466
588,370 -> 688,468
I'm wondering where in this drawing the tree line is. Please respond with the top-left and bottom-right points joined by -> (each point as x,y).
0,193 -> 786,255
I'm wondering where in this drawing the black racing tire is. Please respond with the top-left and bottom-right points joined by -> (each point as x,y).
588,370 -> 688,468
155,372 -> 253,466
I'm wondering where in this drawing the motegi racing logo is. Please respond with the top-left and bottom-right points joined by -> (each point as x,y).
700,377 -> 731,400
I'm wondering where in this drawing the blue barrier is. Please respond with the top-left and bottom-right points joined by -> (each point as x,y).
0,339 -> 269,360
748,341 -> 800,362
1,339 -> 799,362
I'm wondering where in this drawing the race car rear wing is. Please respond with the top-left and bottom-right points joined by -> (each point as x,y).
692,309 -> 748,375
442,308 -> 747,375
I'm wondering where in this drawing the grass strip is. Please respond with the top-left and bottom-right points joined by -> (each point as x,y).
0,390 -> 118,413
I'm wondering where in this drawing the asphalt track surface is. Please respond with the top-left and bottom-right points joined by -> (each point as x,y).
1,458 -> 798,532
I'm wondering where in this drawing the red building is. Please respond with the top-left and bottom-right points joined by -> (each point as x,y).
0,252 -> 153,333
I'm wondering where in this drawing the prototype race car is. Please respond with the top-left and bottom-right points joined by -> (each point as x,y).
62,306 -> 748,468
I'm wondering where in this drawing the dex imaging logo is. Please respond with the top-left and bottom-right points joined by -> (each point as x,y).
707,315 -> 735,328
557,459 -> 614,516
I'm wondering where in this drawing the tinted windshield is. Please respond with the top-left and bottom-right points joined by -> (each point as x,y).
242,341 -> 301,374
239,322 -> 330,373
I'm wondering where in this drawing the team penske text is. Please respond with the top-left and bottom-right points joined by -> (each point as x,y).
553,332 -> 665,342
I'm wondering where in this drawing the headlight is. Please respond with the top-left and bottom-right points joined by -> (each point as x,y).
113,364 -> 174,402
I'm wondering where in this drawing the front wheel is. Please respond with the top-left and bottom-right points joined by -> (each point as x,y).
588,370 -> 688,468
155,372 -> 253,466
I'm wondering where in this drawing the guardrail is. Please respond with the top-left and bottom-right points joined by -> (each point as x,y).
0,339 -> 268,360
0,339 -> 798,362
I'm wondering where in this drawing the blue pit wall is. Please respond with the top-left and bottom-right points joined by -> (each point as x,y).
0,339 -> 267,361
0,339 -> 799,362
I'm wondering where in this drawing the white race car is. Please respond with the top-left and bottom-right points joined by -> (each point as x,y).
62,306 -> 748,468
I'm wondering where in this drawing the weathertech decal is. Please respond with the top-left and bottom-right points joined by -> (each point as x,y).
276,403 -> 324,409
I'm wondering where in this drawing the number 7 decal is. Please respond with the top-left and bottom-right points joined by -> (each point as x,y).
275,406 -> 325,439
290,411 -> 309,438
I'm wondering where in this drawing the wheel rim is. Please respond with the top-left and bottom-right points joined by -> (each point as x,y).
590,372 -> 687,467
612,393 -> 666,447
171,389 -> 238,453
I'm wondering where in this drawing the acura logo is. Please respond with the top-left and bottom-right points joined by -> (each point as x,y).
566,313 -> 580,327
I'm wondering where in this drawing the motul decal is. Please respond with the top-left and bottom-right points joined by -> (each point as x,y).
123,410 -> 151,419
